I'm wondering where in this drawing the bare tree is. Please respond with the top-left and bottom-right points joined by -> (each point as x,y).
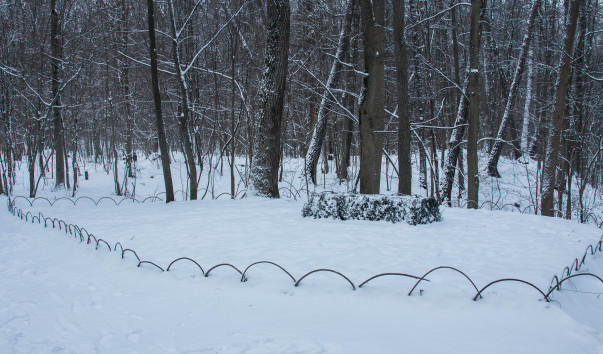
486,0 -> 541,178
146,0 -> 175,203
250,0 -> 290,198
466,0 -> 483,209
394,0 -> 411,195
358,0 -> 385,194
541,0 -> 582,217
51,0 -> 65,189
167,0 -> 198,200
305,0 -> 355,186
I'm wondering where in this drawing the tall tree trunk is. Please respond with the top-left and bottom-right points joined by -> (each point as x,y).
167,0 -> 198,200
51,0 -> 65,189
121,0 -> 134,179
486,0 -> 541,177
146,0 -> 175,203
110,98 -> 121,196
26,123 -> 37,198
541,0 -> 581,217
466,0 -> 483,209
457,146 -> 465,203
440,80 -> 469,205
521,48 -> 536,154
394,0 -> 411,195
249,0 -> 290,198
305,0 -> 355,185
571,0 -> 589,219
338,2 -> 360,182
230,28 -> 238,199
72,119 -> 78,197
358,0 -> 385,194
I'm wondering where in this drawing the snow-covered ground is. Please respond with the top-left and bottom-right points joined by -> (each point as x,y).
1,154 -> 603,352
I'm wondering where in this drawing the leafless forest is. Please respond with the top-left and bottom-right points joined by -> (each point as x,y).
0,0 -> 602,220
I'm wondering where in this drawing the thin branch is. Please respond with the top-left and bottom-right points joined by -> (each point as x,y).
406,3 -> 471,30
184,0 -> 250,75
176,0 -> 205,39
118,51 -> 176,76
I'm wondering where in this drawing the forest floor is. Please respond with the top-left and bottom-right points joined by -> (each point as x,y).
1,153 -> 602,353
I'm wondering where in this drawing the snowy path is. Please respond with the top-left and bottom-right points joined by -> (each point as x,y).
2,198 -> 603,353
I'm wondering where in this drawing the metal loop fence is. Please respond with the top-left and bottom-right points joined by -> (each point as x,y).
9,190 -> 253,208
5,196 -> 603,302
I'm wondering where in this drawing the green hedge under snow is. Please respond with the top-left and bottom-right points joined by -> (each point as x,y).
302,192 -> 442,225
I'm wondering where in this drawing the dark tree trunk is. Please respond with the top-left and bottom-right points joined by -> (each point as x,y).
72,120 -> 78,197
250,0 -> 290,198
466,0 -> 483,209
394,0 -> 411,195
338,1 -> 360,182
358,0 -> 385,194
230,27 -> 238,199
167,0 -> 198,200
541,0 -> 582,216
146,0 -> 175,203
51,0 -> 65,189
121,0 -> 134,179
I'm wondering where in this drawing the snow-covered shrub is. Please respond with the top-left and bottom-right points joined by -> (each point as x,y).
302,192 -> 442,225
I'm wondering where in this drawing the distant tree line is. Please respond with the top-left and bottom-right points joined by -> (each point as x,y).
0,0 -> 601,220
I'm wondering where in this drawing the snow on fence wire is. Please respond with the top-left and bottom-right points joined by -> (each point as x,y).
5,196 -> 603,302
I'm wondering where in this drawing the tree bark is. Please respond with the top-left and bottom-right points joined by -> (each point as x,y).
51,0 -> 65,189
249,0 -> 290,198
441,80 -> 469,205
394,0 -> 411,195
358,0 -> 385,194
338,1 -> 360,182
146,0 -> 175,203
305,0 -> 355,185
120,0 -> 134,179
541,0 -> 581,217
167,0 -> 198,200
521,48 -> 535,154
466,0 -> 483,209
486,0 -> 541,177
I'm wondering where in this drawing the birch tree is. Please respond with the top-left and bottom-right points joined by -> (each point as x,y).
486,0 -> 541,178
305,0 -> 355,186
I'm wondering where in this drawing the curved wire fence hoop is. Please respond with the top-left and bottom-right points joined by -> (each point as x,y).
408,266 -> 481,298
473,278 -> 549,302
4,196 -> 603,302
138,260 -> 165,272
241,261 -> 297,283
358,273 -> 427,288
205,263 -> 245,278
167,257 -> 205,275
295,269 -> 356,290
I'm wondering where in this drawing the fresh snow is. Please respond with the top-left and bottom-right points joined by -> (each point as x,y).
1,154 -> 602,353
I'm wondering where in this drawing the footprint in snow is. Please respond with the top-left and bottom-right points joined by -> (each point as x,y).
128,332 -> 140,343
